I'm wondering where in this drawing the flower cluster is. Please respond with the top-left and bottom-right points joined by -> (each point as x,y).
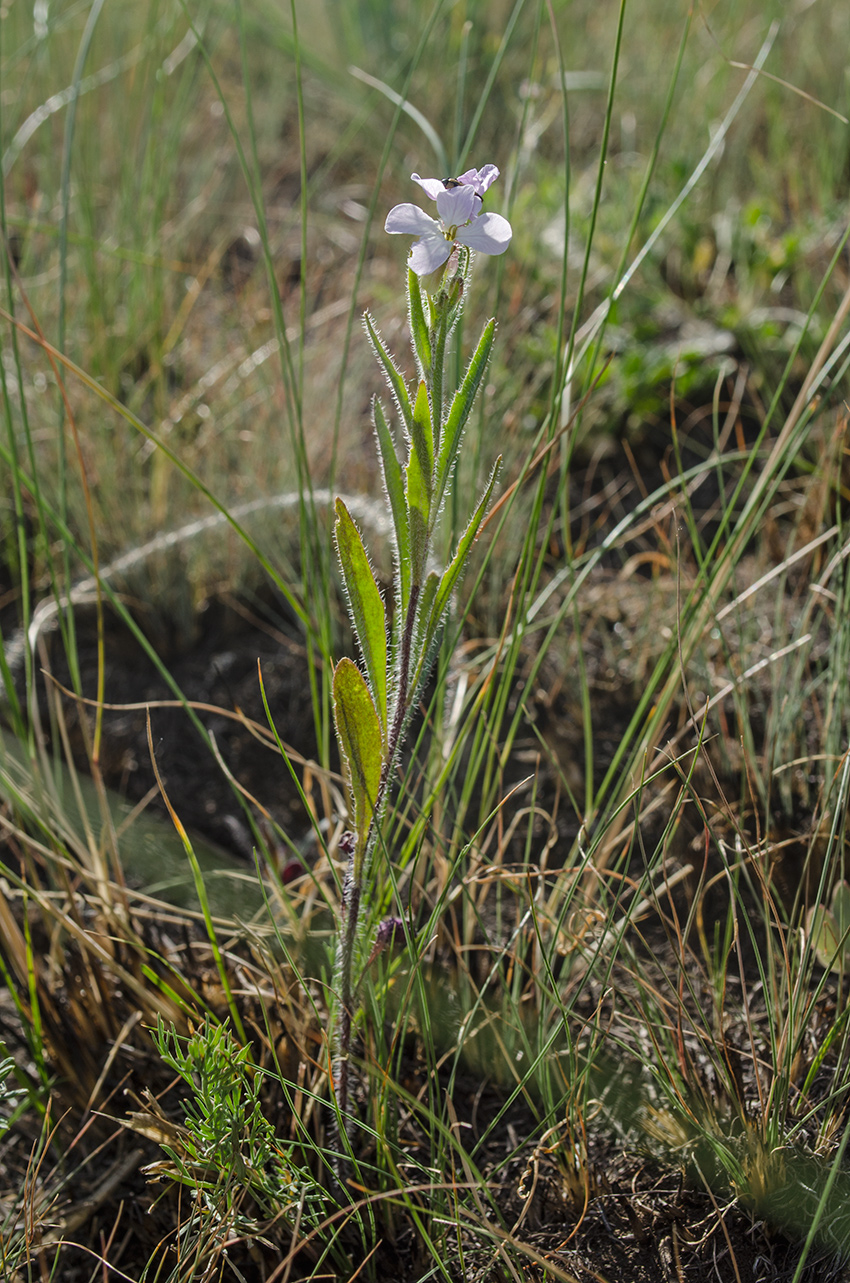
385,164 -> 512,275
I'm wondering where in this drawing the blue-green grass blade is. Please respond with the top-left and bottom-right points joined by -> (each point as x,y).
348,65 -> 447,175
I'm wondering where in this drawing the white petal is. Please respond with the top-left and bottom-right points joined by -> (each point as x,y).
435,184 -> 478,225
456,164 -> 499,195
408,232 -> 452,276
456,212 -> 512,256
411,174 -> 445,200
385,203 -> 440,236
475,164 -> 500,193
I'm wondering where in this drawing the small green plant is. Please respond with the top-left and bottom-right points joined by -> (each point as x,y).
149,1017 -> 319,1233
0,1052 -> 27,1140
807,880 -> 850,977
329,167 -> 511,1135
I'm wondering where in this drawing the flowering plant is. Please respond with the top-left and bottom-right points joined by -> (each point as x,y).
385,165 -> 512,275
328,166 -> 510,1141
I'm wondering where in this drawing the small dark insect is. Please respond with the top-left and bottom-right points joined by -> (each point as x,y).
443,176 -> 484,209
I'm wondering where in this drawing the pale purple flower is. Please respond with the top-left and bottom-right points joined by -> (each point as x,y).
410,164 -> 501,203
385,165 -> 512,276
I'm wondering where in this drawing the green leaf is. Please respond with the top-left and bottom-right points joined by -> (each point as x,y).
832,880 -> 850,934
364,312 -> 413,437
425,456 -> 501,648
332,658 -> 383,854
406,381 -> 434,584
428,270 -> 465,453
411,379 -> 434,493
334,499 -> 388,741
407,268 -> 431,382
414,570 -> 440,654
807,881 -> 850,974
429,306 -> 450,455
432,318 -> 496,526
408,501 -> 429,589
373,397 -> 411,619
408,460 -> 501,696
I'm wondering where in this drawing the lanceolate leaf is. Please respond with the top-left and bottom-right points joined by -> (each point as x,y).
332,658 -> 383,856
408,459 -> 501,697
407,268 -> 431,382
433,318 -> 495,525
373,397 -> 411,618
413,570 -> 440,663
364,312 -> 414,438
411,379 -> 434,500
416,570 -> 440,635
406,382 -> 434,585
429,305 -> 449,455
407,496 -> 428,588
334,499 -> 388,741
429,456 -> 501,636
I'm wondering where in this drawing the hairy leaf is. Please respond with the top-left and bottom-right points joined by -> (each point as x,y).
432,318 -> 496,526
373,397 -> 411,618
406,381 -> 434,584
410,379 -> 434,497
334,499 -> 388,740
332,658 -> 383,854
364,312 -> 413,439
424,456 -> 501,651
407,268 -> 431,382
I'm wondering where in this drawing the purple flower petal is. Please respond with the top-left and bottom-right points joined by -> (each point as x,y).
455,164 -> 500,196
475,164 -> 500,193
408,233 -> 452,275
385,202 -> 439,236
435,184 -> 478,225
411,173 -> 446,200
457,211 -> 512,256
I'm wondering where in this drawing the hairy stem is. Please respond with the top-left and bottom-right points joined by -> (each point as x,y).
333,854 -> 360,1144
386,581 -> 421,781
333,582 -> 420,1136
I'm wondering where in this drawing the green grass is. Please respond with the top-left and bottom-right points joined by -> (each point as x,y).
2,0 -> 850,1279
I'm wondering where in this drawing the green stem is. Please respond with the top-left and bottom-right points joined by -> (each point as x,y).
334,580 -> 420,1131
385,583 -> 421,783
